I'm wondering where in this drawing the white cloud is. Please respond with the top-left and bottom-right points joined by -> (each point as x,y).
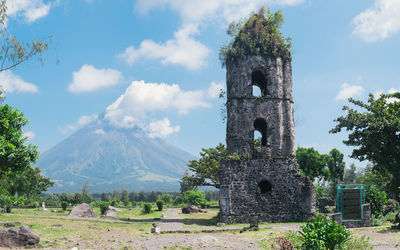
353,0 -> 400,42
374,88 -> 400,103
68,65 -> 123,93
147,118 -> 180,138
118,24 -> 210,70
24,131 -> 35,141
6,0 -> 57,23
208,81 -> 225,98
136,0 -> 304,24
0,71 -> 39,93
129,0 -> 305,70
105,80 -> 210,128
335,83 -> 365,101
60,114 -> 98,134
94,128 -> 106,135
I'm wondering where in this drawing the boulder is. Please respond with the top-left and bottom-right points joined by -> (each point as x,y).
108,205 -> 122,212
0,225 -> 40,247
67,203 -> 96,218
103,210 -> 118,217
181,205 -> 204,214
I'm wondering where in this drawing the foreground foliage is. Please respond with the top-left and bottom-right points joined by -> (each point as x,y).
298,216 -> 351,250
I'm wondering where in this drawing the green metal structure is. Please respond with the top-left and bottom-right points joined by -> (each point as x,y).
336,184 -> 365,221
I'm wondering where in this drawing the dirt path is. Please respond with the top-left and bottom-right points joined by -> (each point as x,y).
158,208 -> 184,231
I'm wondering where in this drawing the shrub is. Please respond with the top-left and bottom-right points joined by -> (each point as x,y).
61,201 -> 68,211
99,201 -> 109,215
156,200 -> 164,211
143,202 -> 153,214
183,190 -> 206,206
365,184 -> 387,217
157,193 -> 173,205
131,201 -> 137,207
298,216 -> 351,250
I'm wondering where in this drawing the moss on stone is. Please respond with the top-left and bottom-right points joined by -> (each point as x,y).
220,7 -> 292,67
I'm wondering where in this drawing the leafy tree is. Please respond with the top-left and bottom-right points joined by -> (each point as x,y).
100,192 -> 110,201
365,184 -> 387,218
343,163 -> 357,184
356,164 -> 390,194
111,189 -> 120,200
73,193 -> 83,205
181,143 -> 227,191
44,194 -> 60,207
296,147 -> 329,182
327,148 -> 345,199
157,193 -> 172,205
0,0 -> 49,74
0,166 -> 53,201
121,189 -> 129,206
0,105 -> 39,175
330,93 -> 400,200
60,192 -> 73,204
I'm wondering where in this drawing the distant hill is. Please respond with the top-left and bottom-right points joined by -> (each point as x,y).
37,118 -> 194,193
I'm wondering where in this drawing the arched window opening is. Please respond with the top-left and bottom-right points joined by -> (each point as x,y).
252,85 -> 262,97
259,180 -> 272,194
254,118 -> 267,147
251,70 -> 268,97
254,130 -> 262,147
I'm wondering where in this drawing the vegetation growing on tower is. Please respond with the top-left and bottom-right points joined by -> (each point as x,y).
219,7 -> 292,67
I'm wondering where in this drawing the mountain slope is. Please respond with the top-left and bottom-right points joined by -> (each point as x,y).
38,119 -> 194,193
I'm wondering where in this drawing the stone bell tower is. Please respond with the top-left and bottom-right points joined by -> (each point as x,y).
219,10 -> 315,223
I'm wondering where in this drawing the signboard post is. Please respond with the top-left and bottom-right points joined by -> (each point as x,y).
337,184 -> 365,221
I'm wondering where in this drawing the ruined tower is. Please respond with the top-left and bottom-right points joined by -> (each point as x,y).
219,10 -> 315,223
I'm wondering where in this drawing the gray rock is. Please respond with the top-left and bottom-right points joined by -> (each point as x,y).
151,227 -> 160,234
0,225 -> 40,247
182,205 -> 203,214
108,205 -> 122,212
104,210 -> 118,217
67,203 -> 96,218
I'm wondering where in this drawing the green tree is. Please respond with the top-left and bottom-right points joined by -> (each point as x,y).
157,193 -> 172,205
0,0 -> 49,74
327,148 -> 345,199
180,143 -> 227,191
121,189 -> 129,206
0,166 -> 53,201
343,163 -> 358,184
330,93 -> 400,199
296,147 -> 329,182
0,105 -> 39,175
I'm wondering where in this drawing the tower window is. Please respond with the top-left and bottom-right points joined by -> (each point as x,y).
251,70 -> 268,97
254,118 -> 267,147
259,180 -> 272,193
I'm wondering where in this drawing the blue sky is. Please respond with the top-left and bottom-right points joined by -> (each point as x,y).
2,0 -> 400,169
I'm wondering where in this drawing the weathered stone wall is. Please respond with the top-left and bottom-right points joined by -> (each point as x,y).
225,55 -> 295,157
331,204 -> 371,228
220,158 -> 315,223
220,54 -> 315,223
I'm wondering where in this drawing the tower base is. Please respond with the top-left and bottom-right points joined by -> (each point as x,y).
220,157 -> 316,223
